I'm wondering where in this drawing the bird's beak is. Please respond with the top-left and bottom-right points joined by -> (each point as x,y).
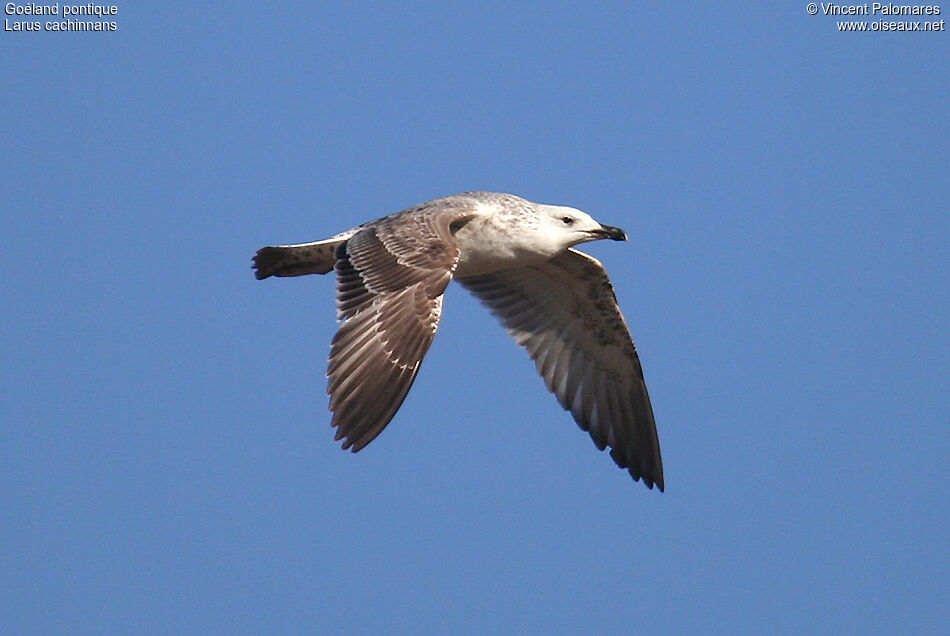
592,224 -> 627,241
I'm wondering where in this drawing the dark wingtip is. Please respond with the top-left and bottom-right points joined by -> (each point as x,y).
636,473 -> 664,492
611,447 -> 663,492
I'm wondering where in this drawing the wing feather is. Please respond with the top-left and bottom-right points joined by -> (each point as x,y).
326,201 -> 474,451
458,248 -> 664,490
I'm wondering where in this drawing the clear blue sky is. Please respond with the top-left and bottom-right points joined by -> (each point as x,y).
2,3 -> 947,634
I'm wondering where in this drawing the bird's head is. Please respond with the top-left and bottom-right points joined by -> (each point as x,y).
535,204 -> 627,253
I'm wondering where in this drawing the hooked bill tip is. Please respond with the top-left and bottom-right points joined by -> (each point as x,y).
600,224 -> 627,241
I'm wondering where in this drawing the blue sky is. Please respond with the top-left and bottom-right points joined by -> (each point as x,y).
2,2 -> 947,634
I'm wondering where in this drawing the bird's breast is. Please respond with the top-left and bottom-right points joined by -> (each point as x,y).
453,225 -> 549,277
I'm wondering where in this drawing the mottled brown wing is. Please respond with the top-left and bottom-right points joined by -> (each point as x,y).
327,205 -> 470,451
457,249 -> 663,490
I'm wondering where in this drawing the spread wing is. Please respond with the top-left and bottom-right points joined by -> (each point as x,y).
328,202 -> 474,451
457,249 -> 663,490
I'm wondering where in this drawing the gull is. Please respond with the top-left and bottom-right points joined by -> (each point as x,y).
252,191 -> 663,490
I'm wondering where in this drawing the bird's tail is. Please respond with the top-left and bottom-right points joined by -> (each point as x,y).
252,239 -> 346,279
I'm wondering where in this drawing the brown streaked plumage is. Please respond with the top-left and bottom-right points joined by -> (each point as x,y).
253,191 -> 663,490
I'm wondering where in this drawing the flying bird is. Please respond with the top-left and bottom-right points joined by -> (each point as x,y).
253,191 -> 663,490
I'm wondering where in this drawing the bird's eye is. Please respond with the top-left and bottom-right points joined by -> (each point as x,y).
561,217 -> 574,225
